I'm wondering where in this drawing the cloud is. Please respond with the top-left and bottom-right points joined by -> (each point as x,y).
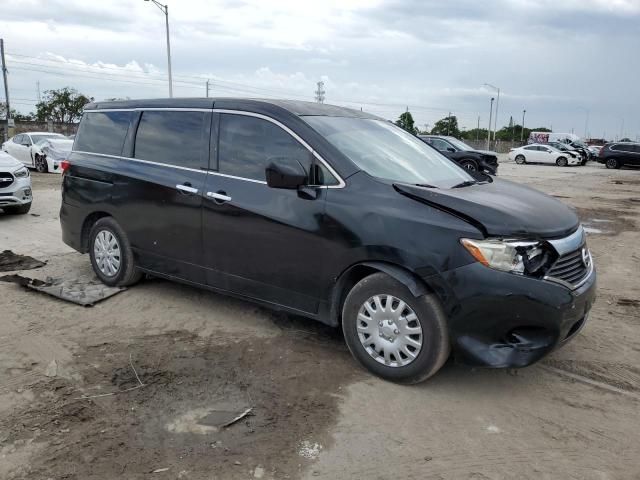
1,0 -> 638,139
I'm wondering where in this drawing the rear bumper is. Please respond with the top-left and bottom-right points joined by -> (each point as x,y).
436,262 -> 596,368
60,201 -> 85,252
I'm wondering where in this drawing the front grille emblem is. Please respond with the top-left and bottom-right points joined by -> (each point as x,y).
581,248 -> 591,268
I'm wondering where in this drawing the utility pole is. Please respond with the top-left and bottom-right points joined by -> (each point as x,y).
487,97 -> 494,150
314,81 -> 325,103
446,111 -> 451,136
36,80 -> 41,102
1,38 -> 12,141
205,79 -> 210,98
521,109 -> 526,142
483,83 -> 500,141
144,0 -> 173,97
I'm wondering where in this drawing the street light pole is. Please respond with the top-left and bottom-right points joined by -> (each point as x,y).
145,0 -> 173,97
487,97 -> 494,151
521,109 -> 526,142
483,83 -> 500,142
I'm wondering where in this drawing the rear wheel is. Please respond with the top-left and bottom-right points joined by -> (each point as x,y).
515,155 -> 526,165
459,159 -> 478,172
341,272 -> 450,384
556,156 -> 568,167
605,158 -> 620,169
89,217 -> 142,287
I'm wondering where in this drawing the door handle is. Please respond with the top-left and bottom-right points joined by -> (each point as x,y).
206,191 -> 232,203
176,183 -> 198,194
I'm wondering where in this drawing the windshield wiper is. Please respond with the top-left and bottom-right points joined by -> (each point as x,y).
451,180 -> 477,188
415,183 -> 437,188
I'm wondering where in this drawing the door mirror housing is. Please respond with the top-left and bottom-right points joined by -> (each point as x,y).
265,157 -> 308,189
447,147 -> 456,152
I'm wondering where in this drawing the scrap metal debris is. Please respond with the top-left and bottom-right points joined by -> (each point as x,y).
0,274 -> 125,306
0,250 -> 46,272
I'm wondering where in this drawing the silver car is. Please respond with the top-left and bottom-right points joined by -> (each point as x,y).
0,150 -> 32,214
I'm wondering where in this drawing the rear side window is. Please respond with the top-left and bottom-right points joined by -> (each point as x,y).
75,111 -> 133,156
524,146 -> 537,150
219,113 -> 332,183
134,111 -> 206,169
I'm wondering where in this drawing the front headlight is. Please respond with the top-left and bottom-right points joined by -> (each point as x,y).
13,166 -> 30,178
461,238 -> 552,276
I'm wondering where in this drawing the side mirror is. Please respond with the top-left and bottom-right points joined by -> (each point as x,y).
447,147 -> 456,152
265,157 -> 308,189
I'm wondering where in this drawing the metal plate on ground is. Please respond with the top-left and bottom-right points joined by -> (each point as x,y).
0,250 -> 46,272
0,274 -> 125,306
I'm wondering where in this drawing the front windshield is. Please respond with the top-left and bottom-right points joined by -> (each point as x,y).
303,116 -> 473,188
446,137 -> 474,151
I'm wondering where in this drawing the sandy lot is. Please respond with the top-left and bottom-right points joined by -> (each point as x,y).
1,159 -> 639,479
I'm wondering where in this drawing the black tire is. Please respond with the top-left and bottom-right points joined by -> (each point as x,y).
341,272 -> 450,384
3,203 -> 31,215
605,158 -> 620,169
515,155 -> 526,165
556,156 -> 568,167
459,159 -> 478,172
35,154 -> 48,173
89,217 -> 142,287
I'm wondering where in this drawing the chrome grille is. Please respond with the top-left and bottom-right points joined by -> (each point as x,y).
547,247 -> 589,286
0,171 -> 15,189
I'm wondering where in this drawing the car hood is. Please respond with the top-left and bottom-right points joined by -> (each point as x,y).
393,178 -> 579,238
469,149 -> 498,157
0,151 -> 21,169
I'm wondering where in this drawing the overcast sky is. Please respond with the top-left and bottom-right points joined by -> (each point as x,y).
2,0 -> 639,139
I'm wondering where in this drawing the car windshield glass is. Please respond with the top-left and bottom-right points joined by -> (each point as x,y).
30,134 -> 64,142
446,137 -> 474,151
304,116 -> 473,188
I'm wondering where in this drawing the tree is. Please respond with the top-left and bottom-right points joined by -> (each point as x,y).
35,87 -> 93,123
395,110 -> 418,135
0,102 -> 34,121
430,115 -> 460,137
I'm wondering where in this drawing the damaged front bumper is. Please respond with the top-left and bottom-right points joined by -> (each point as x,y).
436,261 -> 596,368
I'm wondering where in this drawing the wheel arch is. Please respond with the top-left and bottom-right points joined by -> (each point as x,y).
80,211 -> 113,253
327,261 -> 435,327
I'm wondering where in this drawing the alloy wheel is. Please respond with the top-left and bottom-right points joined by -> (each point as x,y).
356,294 -> 423,367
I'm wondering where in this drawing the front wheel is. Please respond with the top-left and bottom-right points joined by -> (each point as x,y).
89,217 -> 142,287
459,159 -> 478,172
515,155 -> 526,165
35,154 -> 48,173
3,203 -> 31,215
556,156 -> 568,167
341,272 -> 450,384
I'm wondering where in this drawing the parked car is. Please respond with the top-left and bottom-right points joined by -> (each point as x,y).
588,145 -> 602,156
597,142 -> 640,169
509,144 -> 581,166
2,132 -> 67,172
418,135 -> 498,174
547,141 -> 583,161
528,132 -> 589,164
61,98 -> 596,383
0,150 -> 32,214
30,138 -> 74,173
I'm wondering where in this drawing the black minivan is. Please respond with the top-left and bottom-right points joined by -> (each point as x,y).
61,98 -> 596,383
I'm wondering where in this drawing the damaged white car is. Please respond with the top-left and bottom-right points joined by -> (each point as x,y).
30,137 -> 74,174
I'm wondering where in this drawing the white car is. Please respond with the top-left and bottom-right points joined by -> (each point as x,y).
0,150 -> 32,214
30,138 -> 74,174
1,132 -> 67,173
508,143 -> 580,167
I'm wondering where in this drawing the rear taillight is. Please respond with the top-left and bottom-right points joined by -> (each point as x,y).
60,160 -> 71,173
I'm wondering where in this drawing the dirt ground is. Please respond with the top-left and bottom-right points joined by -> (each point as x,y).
1,159 -> 639,479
